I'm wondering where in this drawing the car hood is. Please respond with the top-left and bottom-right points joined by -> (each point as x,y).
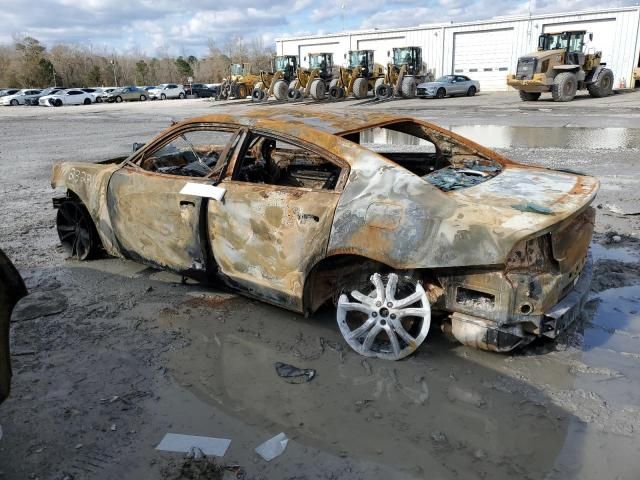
417,82 -> 446,88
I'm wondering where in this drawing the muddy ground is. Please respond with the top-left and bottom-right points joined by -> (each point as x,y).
0,91 -> 639,479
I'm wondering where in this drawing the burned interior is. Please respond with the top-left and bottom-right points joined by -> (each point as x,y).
50,109 -> 598,361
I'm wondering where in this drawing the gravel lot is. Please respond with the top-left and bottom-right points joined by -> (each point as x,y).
0,91 -> 639,480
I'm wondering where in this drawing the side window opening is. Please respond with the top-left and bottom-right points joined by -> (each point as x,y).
343,121 -> 502,191
234,134 -> 341,190
138,129 -> 237,178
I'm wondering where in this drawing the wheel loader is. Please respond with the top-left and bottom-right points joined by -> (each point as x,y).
286,53 -> 334,101
251,55 -> 298,102
507,30 -> 614,102
327,50 -> 384,100
217,63 -> 261,100
375,47 -> 428,99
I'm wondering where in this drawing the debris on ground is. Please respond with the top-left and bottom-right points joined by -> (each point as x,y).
159,452 -> 243,480
156,433 -> 231,457
255,432 -> 288,461
274,362 -> 316,383
11,291 -> 68,322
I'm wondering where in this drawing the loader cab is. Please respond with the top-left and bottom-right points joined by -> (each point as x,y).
230,63 -> 244,76
348,50 -> 374,77
309,53 -> 334,80
274,56 -> 298,82
537,31 -> 587,65
392,47 -> 422,75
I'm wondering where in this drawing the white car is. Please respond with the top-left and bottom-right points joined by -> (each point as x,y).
39,89 -> 94,107
1,89 -> 42,106
81,88 -> 104,103
148,83 -> 185,100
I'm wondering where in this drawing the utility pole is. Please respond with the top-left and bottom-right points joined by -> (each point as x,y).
110,59 -> 118,87
51,65 -> 57,87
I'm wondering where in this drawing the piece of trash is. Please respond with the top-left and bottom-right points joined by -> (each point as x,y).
511,202 -> 552,215
155,433 -> 231,457
187,446 -> 205,460
255,432 -> 288,461
274,362 -> 316,383
110,424 -> 117,431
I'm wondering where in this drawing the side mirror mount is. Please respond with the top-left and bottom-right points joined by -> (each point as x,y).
132,142 -> 144,152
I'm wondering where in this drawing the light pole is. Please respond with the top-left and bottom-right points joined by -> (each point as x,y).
110,59 -> 118,87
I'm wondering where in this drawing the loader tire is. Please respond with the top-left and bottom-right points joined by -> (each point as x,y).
287,87 -> 302,102
310,79 -> 326,100
353,77 -> 368,99
252,88 -> 265,102
375,83 -> 392,99
552,72 -> 577,102
374,77 -> 384,94
273,80 -> 288,101
329,79 -> 339,91
519,91 -> 541,101
401,76 -> 416,98
329,85 -> 344,100
587,68 -> 614,98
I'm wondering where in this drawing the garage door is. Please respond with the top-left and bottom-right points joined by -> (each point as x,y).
298,42 -> 340,68
453,28 -> 514,91
357,37 -> 406,66
542,19 -> 616,67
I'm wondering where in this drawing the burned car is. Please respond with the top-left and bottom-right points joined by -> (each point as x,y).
51,109 -> 597,360
0,249 -> 27,403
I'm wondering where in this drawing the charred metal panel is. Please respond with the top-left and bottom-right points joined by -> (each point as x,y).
207,181 -> 339,312
51,162 -> 121,256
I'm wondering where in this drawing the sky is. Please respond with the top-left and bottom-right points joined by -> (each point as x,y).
0,0 -> 637,56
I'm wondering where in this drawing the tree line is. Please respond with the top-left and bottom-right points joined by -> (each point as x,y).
0,36 -> 276,88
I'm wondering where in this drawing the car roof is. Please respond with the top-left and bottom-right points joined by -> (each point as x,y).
184,108 -> 411,136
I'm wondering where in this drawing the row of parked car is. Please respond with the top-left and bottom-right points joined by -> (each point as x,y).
0,83 -> 220,107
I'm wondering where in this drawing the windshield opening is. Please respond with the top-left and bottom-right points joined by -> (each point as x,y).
309,54 -> 330,70
230,64 -> 243,76
348,51 -> 372,69
539,32 -> 585,52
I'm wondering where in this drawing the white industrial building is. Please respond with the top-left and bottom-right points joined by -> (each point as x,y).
275,6 -> 640,91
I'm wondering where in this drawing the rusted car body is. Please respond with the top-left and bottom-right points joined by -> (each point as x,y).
51,109 -> 597,359
0,248 -> 27,402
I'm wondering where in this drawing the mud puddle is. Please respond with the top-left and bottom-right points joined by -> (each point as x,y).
448,125 -> 640,150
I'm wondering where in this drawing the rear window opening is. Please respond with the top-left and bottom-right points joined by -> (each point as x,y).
342,121 -> 502,191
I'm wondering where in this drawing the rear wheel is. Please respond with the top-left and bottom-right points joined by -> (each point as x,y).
96,97 -> 103,103
178,92 -> 185,99
56,201 -> 100,261
273,80 -> 288,101
310,79 -> 326,100
519,91 -> 541,101
587,68 -> 614,98
400,76 -> 416,98
466,86 -> 477,96
353,77 -> 369,99
140,94 -> 147,101
54,99 -> 63,107
552,72 -> 577,102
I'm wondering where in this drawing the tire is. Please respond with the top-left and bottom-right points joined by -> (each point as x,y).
140,95 -> 147,101
328,85 -> 344,100
115,95 -> 123,103
273,80 -> 288,101
251,88 -> 265,102
287,87 -> 302,102
519,91 -> 541,101
83,98 -> 91,105
435,88 -> 446,99
587,68 -> 614,98
466,86 -> 476,96
552,72 -> 577,102
237,84 -> 247,99
353,77 -> 369,99
54,99 -> 63,107
56,201 -> 100,261
310,79 -> 326,100
9,99 -> 18,106
193,92 -> 199,98
178,92 -> 185,99
96,97 -> 102,103
400,76 -> 416,98
374,77 -> 384,95
375,83 -> 392,99
160,93 -> 166,100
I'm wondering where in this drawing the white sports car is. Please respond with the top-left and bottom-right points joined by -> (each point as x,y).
1,89 -> 42,106
38,89 -> 94,107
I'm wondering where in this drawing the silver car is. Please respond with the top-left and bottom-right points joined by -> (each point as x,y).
417,75 -> 480,99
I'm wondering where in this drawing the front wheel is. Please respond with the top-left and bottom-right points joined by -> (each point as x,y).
9,99 -> 18,106
115,96 -> 123,103
310,79 -> 326,100
54,99 -> 63,107
337,272 -> 431,361
160,93 -> 166,100
178,92 -> 185,99
519,91 -> 541,101
400,76 -> 416,98
435,88 -> 446,99
140,94 -> 147,101
552,72 -> 577,102
56,201 -> 100,261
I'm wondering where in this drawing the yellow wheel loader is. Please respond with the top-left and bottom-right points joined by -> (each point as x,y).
507,30 -> 614,102
251,55 -> 298,102
286,53 -> 334,102
217,63 -> 261,100
328,50 -> 384,100
375,47 -> 430,99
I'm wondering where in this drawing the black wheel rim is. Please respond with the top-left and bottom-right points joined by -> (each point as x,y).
57,203 -> 92,260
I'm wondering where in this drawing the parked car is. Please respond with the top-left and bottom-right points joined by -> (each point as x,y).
184,83 -> 217,98
417,75 -> 480,99
148,83 -> 185,100
81,88 -> 104,102
39,89 -> 94,106
0,248 -> 28,404
51,109 -> 597,360
1,89 -> 42,106
0,89 -> 20,98
101,86 -> 148,103
25,87 -> 65,105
